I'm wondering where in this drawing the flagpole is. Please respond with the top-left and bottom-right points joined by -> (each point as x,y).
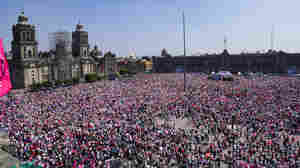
183,11 -> 186,92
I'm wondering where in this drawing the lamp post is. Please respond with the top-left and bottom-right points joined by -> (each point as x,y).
104,53 -> 106,87
231,114 -> 236,167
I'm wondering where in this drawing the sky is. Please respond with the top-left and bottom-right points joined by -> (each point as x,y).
1,0 -> 300,57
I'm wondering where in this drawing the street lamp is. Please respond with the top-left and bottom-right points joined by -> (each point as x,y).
104,54 -> 106,87
231,114 -> 236,167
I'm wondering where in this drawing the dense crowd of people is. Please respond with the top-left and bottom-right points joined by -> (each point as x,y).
0,73 -> 300,168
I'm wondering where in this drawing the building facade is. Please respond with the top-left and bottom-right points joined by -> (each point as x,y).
152,49 -> 300,74
8,12 -> 117,89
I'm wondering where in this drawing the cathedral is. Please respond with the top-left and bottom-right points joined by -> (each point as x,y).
8,11 -> 117,89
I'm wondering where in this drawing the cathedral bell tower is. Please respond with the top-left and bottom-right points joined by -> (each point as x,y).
72,22 -> 89,58
11,11 -> 38,61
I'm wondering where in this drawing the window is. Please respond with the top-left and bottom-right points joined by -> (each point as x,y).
28,50 -> 32,57
27,32 -> 30,41
22,32 -> 26,41
84,49 -> 87,57
32,48 -> 35,57
24,46 -> 27,58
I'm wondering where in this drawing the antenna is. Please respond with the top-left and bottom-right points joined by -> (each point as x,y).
134,49 -> 137,57
271,24 -> 274,50
224,36 -> 227,50
102,43 -> 105,55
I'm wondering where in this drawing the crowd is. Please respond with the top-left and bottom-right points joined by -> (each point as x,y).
0,73 -> 300,168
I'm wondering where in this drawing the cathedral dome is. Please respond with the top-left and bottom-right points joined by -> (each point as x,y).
76,23 -> 84,31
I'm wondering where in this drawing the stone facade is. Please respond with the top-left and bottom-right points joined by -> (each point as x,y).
104,52 -> 118,76
117,58 -> 145,73
152,50 -> 300,74
8,12 -> 117,89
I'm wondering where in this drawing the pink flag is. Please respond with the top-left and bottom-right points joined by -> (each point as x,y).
106,160 -> 110,168
267,140 -> 272,145
0,38 -> 11,97
72,160 -> 77,168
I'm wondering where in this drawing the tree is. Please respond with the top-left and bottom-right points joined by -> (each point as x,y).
142,56 -> 150,61
91,45 -> 103,57
104,51 -> 115,57
85,73 -> 98,82
161,48 -> 171,57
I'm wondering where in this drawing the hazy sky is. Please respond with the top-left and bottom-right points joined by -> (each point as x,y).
1,0 -> 300,56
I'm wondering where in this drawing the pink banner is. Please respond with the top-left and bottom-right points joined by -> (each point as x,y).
0,38 -> 12,97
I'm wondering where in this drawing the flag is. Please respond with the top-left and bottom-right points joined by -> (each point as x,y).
0,38 -> 11,97
267,140 -> 272,145
205,152 -> 211,159
72,160 -> 77,168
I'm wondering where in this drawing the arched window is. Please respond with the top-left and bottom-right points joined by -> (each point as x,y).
22,32 -> 26,41
27,32 -> 30,41
24,46 -> 27,58
32,48 -> 35,57
84,49 -> 87,57
28,50 -> 32,57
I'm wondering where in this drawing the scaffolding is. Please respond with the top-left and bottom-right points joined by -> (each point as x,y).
48,30 -> 72,53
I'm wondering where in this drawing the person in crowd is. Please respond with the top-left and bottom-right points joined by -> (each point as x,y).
0,73 -> 299,167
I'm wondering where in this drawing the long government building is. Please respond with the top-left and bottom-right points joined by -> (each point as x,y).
152,49 -> 300,74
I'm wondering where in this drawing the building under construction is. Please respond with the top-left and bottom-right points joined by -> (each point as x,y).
49,30 -> 72,52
